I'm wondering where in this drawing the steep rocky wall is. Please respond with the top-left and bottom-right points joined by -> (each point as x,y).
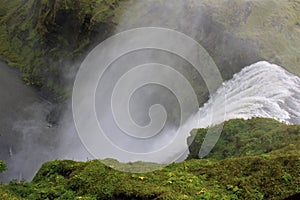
0,0 -> 124,100
203,0 -> 300,76
0,0 -> 299,102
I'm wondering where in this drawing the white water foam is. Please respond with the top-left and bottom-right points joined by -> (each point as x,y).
196,61 -> 300,128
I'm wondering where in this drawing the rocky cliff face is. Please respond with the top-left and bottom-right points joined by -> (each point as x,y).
203,0 -> 300,76
0,0 -> 123,100
0,0 -> 299,101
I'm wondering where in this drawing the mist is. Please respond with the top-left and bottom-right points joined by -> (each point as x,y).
1,0 -> 299,182
0,61 -> 58,182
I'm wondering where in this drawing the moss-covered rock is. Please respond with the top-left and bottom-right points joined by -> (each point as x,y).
1,0 -> 299,103
188,118 -> 300,160
0,118 -> 299,199
1,148 -> 300,199
0,0 -> 124,100
202,0 -> 300,76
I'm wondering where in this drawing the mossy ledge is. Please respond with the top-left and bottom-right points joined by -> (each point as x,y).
0,118 -> 299,200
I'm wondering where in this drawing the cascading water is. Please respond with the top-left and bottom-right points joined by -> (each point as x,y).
169,61 -> 300,160
1,0 -> 300,184
68,56 -> 300,165
196,61 -> 300,128
1,58 -> 300,181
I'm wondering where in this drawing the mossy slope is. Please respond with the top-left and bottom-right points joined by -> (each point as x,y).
188,118 -> 300,160
1,0 -> 299,101
0,118 -> 299,200
203,0 -> 300,76
0,0 -> 124,99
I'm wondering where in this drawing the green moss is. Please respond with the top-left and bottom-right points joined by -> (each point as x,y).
0,162 -> 18,200
0,0 -> 125,100
0,118 -> 299,199
0,160 -> 6,175
203,0 -> 300,76
1,0 -> 299,104
2,149 -> 300,199
0,185 -> 22,200
188,118 -> 300,160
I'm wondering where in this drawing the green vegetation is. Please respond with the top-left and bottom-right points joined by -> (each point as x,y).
0,161 -> 18,200
0,160 -> 6,174
1,0 -> 299,102
188,118 -> 300,160
0,0 -> 125,99
203,0 -> 300,76
0,118 -> 299,199
0,1 -> 299,199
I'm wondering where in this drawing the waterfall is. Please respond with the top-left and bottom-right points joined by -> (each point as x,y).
197,61 -> 300,128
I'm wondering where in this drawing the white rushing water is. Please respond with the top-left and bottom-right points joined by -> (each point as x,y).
1,59 -> 300,181
2,0 -> 300,182
58,60 -> 300,165
172,61 -> 300,160
196,61 -> 300,128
